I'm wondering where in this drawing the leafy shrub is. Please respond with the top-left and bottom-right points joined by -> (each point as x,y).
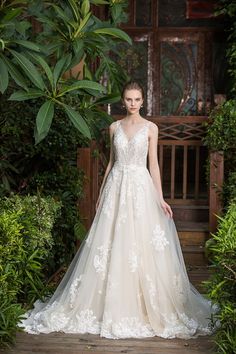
203,99 -> 236,155
203,99 -> 236,206
216,0 -> 236,93
0,95 -> 86,272
222,171 -> 236,207
205,202 -> 236,354
0,194 -> 60,346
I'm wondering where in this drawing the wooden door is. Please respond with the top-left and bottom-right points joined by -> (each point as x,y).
78,1 -> 226,275
110,0 -> 226,222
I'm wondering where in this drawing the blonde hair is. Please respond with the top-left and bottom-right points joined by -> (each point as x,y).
121,81 -> 145,100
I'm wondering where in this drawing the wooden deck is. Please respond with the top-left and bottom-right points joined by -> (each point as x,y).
2,332 -> 215,354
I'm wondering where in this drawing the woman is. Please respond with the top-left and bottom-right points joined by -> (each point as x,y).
20,81 -> 216,339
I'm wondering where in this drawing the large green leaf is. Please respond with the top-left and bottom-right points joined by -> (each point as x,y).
2,8 -> 22,21
51,4 -> 72,25
13,40 -> 42,52
0,58 -> 9,94
72,38 -> 84,56
15,20 -> 31,36
93,94 -> 121,105
63,104 -> 91,139
90,0 -> 109,4
53,54 -> 72,87
35,100 -> 54,144
1,55 -> 28,90
9,89 -> 44,101
81,0 -> 90,17
67,0 -> 79,21
10,50 -> 46,90
74,12 -> 91,37
59,80 -> 106,96
27,52 -> 53,89
93,28 -> 132,45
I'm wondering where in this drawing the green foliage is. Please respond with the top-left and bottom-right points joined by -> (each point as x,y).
216,0 -> 236,93
0,0 -> 130,143
203,99 -> 236,206
0,194 -> 60,346
205,202 -> 236,354
0,93 -> 88,271
203,99 -> 236,152
222,171 -> 236,206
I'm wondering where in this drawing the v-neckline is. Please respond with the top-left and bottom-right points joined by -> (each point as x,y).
119,121 -> 148,143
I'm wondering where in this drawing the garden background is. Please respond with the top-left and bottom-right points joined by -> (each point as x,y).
0,1 -> 235,353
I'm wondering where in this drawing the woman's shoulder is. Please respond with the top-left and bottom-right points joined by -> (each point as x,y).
146,120 -> 158,132
109,120 -> 120,135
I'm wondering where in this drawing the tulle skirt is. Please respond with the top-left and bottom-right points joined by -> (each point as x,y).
20,164 -> 217,339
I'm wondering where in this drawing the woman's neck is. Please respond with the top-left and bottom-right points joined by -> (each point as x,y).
124,113 -> 144,124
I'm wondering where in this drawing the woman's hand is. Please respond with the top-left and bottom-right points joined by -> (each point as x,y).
160,199 -> 173,218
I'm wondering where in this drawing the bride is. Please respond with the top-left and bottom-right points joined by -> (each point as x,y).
20,81 -> 217,339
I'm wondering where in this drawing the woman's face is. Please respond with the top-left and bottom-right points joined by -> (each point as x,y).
122,89 -> 144,115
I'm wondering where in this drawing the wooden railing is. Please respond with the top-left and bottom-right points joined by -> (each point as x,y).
77,116 -> 224,233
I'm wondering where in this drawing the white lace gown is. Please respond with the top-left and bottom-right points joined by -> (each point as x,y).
20,120 -> 217,339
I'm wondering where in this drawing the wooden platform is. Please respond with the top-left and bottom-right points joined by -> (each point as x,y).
2,332 -> 215,354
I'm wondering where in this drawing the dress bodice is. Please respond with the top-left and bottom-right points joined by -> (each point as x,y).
113,120 -> 149,168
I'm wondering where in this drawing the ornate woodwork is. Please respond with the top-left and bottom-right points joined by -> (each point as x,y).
77,1 -> 226,236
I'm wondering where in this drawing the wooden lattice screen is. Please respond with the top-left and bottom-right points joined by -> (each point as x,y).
77,116 -> 224,233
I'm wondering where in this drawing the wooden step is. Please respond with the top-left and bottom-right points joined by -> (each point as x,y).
182,245 -> 208,266
175,221 -> 209,231
178,231 -> 208,246
176,221 -> 209,247
171,204 -> 209,222
187,265 -> 211,292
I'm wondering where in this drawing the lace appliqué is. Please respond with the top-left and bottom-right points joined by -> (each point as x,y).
101,312 -> 155,339
146,274 -> 157,310
101,168 -> 121,218
75,309 -> 100,334
151,224 -> 169,251
112,317 -> 154,338
93,242 -> 111,279
173,274 -> 189,304
128,248 -> 138,272
69,275 -> 83,307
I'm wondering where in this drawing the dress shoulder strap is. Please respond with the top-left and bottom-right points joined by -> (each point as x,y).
115,120 -> 121,131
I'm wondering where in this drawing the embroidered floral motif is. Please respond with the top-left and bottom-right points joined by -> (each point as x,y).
75,309 -> 100,333
128,249 -> 138,272
93,242 -> 111,279
101,167 -> 121,218
69,275 -> 83,307
101,120 -> 149,224
146,274 -> 157,310
173,274 -> 189,303
112,317 -> 154,338
151,224 -> 169,251
100,312 -> 115,338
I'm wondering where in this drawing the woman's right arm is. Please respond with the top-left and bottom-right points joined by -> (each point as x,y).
96,122 -> 116,210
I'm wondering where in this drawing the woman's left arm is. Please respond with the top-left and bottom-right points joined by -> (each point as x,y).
148,122 -> 173,218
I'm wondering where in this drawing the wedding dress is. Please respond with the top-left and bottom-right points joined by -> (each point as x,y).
20,120 -> 217,339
